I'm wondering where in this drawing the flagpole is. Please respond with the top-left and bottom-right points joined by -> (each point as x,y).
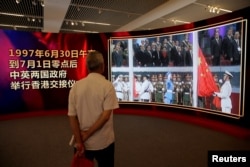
128,39 -> 134,101
192,31 -> 198,107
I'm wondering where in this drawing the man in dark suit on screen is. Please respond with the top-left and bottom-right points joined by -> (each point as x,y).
232,31 -> 241,65
222,28 -> 234,63
211,31 -> 222,66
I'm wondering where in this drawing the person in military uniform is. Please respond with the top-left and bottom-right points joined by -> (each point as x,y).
214,71 -> 233,113
187,73 -> 193,105
111,75 -> 115,82
175,74 -> 183,105
155,74 -> 164,103
123,75 -> 130,101
139,75 -> 153,102
171,73 -> 178,104
150,74 -> 157,102
112,74 -> 125,101
164,72 -> 174,104
182,73 -> 192,106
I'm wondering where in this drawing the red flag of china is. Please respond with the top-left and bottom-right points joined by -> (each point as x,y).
213,92 -> 221,109
197,48 -> 218,97
133,77 -> 138,98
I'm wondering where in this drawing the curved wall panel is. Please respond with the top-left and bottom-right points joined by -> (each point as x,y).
0,7 -> 249,128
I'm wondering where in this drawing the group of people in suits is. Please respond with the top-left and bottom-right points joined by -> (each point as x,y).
210,27 -> 241,66
111,41 -> 128,67
133,34 -> 193,67
111,26 -> 241,67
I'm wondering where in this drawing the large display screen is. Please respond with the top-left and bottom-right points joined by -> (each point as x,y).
109,19 -> 246,118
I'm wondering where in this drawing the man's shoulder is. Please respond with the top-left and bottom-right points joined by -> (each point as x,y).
91,74 -> 113,85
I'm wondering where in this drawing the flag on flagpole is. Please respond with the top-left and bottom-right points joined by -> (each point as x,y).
133,76 -> 137,98
213,92 -> 221,109
197,48 -> 218,97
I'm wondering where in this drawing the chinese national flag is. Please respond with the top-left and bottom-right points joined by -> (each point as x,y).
133,77 -> 138,98
213,93 -> 221,109
197,47 -> 221,109
197,48 -> 218,96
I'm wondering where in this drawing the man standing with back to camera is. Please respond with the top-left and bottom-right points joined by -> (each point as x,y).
68,51 -> 119,167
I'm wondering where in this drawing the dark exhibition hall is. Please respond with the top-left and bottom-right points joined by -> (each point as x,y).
0,0 -> 250,167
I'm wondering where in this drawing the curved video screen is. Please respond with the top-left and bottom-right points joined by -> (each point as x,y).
109,19 -> 246,118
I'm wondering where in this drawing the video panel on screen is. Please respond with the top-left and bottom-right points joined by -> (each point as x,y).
109,20 -> 246,118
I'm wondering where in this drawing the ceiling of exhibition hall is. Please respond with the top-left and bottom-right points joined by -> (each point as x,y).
0,0 -> 249,33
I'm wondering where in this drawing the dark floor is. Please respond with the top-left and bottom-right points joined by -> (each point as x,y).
0,114 -> 250,167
